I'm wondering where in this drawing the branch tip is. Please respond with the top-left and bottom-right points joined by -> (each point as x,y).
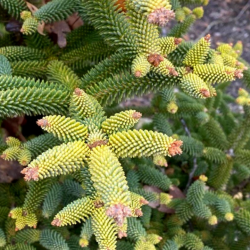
134,71 -> 142,77
132,112 -> 142,119
234,69 -> 243,79
147,54 -> 164,67
200,88 -> 210,98
204,34 -> 211,42
148,8 -> 175,26
118,230 -> 127,239
106,204 -> 132,226
37,119 -> 49,127
21,166 -> 39,181
168,140 -> 183,156
74,88 -> 83,96
174,38 -> 183,45
51,218 -> 62,227
134,208 -> 143,217
140,198 -> 149,205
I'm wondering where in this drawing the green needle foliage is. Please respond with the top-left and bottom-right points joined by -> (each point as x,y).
0,0 -> 249,249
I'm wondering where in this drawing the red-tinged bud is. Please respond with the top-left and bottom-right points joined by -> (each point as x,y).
132,112 -> 142,120
140,198 -> 149,205
174,38 -> 183,45
204,34 -> 211,42
106,204 -> 132,226
88,140 -> 107,149
115,0 -> 126,12
168,140 -> 183,156
37,119 -> 49,127
118,230 -> 127,239
234,70 -> 243,79
134,71 -> 142,77
51,218 -> 62,227
148,8 -> 175,26
20,160 -> 28,166
94,200 -> 104,208
200,88 -> 210,98
74,88 -> 83,96
167,66 -> 179,76
21,166 -> 39,181
1,154 -> 6,160
225,70 -> 233,75
185,67 -> 193,73
135,209 -> 143,217
148,54 -> 164,67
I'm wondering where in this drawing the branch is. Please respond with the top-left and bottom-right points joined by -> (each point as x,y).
181,118 -> 191,137
185,158 -> 198,193
181,118 -> 198,193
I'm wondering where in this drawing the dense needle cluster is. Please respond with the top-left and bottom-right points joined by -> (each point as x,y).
0,0 -> 250,249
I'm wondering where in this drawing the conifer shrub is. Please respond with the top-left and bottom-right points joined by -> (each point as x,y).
0,0 -> 250,249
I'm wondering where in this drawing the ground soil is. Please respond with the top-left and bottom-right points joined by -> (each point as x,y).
189,0 -> 250,62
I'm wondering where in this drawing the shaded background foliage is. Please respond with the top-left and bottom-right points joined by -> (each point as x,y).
0,0 -> 250,250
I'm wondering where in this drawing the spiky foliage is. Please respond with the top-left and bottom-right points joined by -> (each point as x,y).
40,229 -> 69,250
79,218 -> 92,247
42,183 -> 63,218
36,115 -> 88,142
0,228 -> 6,247
101,110 -> 142,135
0,55 -> 12,76
89,146 -> 131,210
21,141 -> 90,180
109,129 -> 182,158
0,86 -> 70,117
0,47 -> 47,62
0,0 -> 28,19
183,34 -> 211,66
133,42 -> 249,248
0,0 -> 250,249
1,134 -> 61,166
4,80 -> 180,248
33,0 -> 77,23
52,197 -> 94,227
235,209 -> 250,235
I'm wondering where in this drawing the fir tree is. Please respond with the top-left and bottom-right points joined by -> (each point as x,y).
0,0 -> 249,249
